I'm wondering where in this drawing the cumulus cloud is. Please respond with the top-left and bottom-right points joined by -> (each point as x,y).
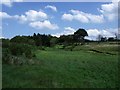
29,20 -> 59,30
0,12 -> 12,19
1,10 -> 59,30
0,10 -> 48,22
45,5 -> 57,12
0,0 -> 23,7
62,9 -> 104,23
62,14 -> 73,21
52,27 -> 75,37
14,10 -> 48,23
86,28 -> 118,40
14,10 -> 59,30
0,37 -> 4,39
99,1 -> 118,21
62,1 -> 118,23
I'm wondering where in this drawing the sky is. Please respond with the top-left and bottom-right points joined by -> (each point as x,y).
0,1 -> 119,40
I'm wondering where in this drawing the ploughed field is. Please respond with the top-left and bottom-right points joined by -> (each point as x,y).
2,43 -> 119,88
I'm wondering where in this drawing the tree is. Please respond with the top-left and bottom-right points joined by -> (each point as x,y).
50,37 -> 58,46
74,28 -> 88,44
36,33 -> 42,46
101,37 -> 107,42
33,33 -> 37,41
58,35 -> 74,46
2,39 -> 10,48
41,34 -> 51,47
108,37 -> 115,41
10,36 -> 35,45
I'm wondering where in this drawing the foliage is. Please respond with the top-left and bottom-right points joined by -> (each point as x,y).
24,47 -> 32,58
50,37 -> 58,46
2,39 -> 10,48
10,36 -> 35,45
58,35 -> 74,45
8,43 -> 34,58
73,28 -> 88,45
2,48 -> 11,64
74,28 -> 88,37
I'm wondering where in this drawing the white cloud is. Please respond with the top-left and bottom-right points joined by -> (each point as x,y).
99,2 -> 118,21
1,10 -> 59,30
0,0 -> 23,7
15,10 -> 48,23
52,27 -> 75,37
25,10 -> 48,21
14,15 -> 27,23
0,12 -> 12,19
29,20 -> 59,30
87,29 -> 100,37
45,5 -> 57,12
0,0 -> 12,7
62,14 -> 73,21
62,1 -> 118,23
15,10 -> 59,30
0,37 -> 4,39
86,28 -> 118,40
0,10 -> 48,22
62,9 -> 104,23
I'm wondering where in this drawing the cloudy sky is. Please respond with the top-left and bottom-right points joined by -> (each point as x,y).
0,1 -> 118,40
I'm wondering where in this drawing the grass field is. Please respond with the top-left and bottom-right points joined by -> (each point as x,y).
2,43 -> 119,88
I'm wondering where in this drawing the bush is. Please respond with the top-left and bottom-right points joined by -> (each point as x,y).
9,43 -> 34,58
2,48 -> 11,64
9,43 -> 23,56
2,39 -> 10,48
25,48 -> 32,59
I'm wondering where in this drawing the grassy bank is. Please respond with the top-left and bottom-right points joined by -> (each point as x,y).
3,44 -> 118,88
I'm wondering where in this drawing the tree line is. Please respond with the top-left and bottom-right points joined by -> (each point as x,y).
4,28 -> 88,47
2,28 -> 119,48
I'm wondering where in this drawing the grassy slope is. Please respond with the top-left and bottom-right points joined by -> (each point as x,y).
3,45 -> 118,88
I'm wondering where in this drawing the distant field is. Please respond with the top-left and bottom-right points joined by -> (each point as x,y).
2,43 -> 119,88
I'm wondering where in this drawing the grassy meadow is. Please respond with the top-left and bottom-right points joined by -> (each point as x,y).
2,42 -> 119,88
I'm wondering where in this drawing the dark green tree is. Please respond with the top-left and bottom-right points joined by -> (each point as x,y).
74,28 -> 88,45
10,36 -> 35,45
50,37 -> 58,46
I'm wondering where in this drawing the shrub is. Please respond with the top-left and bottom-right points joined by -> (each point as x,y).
9,43 -> 23,56
2,39 -> 10,48
2,48 -> 11,64
25,48 -> 32,59
9,43 -> 34,58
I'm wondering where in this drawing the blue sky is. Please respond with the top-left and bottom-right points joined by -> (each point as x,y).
1,1 -> 118,40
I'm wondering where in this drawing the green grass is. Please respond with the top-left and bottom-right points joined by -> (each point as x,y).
3,44 -> 118,88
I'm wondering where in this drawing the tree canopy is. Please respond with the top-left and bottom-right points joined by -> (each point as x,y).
74,28 -> 88,43
74,28 -> 88,37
